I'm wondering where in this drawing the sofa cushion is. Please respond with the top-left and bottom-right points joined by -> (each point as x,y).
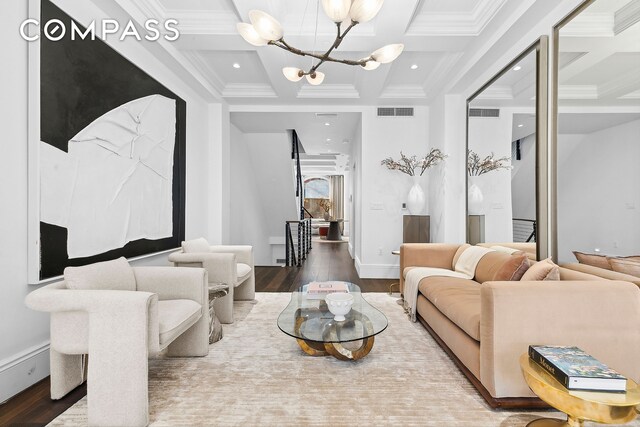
608,258 -> 640,277
64,257 -> 136,291
573,251 -> 612,270
158,299 -> 202,347
237,263 -> 252,283
418,277 -> 481,341
474,251 -> 530,283
451,244 -> 471,269
521,258 -> 560,281
182,237 -> 210,253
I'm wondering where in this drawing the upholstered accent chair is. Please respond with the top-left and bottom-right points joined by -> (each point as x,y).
168,238 -> 256,324
25,257 -> 209,427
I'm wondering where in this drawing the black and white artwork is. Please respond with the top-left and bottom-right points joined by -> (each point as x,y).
38,0 -> 186,279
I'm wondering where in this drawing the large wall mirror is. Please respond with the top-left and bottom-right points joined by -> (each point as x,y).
466,37 -> 549,260
553,0 -> 640,264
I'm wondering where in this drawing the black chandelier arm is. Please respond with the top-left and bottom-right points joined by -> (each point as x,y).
270,39 -> 369,74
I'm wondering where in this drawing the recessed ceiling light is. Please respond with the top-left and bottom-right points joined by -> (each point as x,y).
410,64 -> 418,70
233,63 -> 241,69
513,65 -> 522,71
517,124 -> 524,128
325,122 -> 330,126
326,138 -> 332,142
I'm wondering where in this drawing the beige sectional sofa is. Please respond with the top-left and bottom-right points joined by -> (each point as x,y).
560,262 -> 640,287
400,243 -> 640,408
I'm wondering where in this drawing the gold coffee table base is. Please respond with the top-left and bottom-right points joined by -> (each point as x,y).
296,336 -> 375,361
526,417 -> 580,427
520,354 -> 640,427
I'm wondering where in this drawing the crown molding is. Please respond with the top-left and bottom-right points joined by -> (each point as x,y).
599,69 -> 640,99
379,85 -> 426,99
423,52 -> 464,98
474,85 -> 513,100
222,84 -> 277,98
615,0 -> 640,35
179,50 -> 226,94
297,84 -> 360,99
558,85 -> 598,100
561,13 -> 614,37
407,0 -> 506,36
619,89 -> 640,99
174,11 -> 239,35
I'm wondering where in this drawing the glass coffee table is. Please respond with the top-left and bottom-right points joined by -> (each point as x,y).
277,282 -> 388,360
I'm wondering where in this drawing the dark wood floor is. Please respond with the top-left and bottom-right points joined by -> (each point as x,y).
256,240 -> 396,292
0,241 -> 394,426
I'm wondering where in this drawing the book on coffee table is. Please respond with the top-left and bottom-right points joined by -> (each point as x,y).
306,281 -> 349,300
528,345 -> 626,392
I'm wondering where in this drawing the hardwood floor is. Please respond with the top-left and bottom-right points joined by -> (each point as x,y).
0,241 -> 395,425
0,378 -> 86,427
255,240 -> 396,292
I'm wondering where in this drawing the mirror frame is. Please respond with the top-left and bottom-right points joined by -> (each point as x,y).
465,36 -> 549,261
550,0 -> 596,262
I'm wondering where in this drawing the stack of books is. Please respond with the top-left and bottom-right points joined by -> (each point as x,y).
528,345 -> 626,392
306,281 -> 349,300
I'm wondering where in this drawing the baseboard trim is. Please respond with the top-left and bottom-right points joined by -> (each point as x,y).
355,262 -> 399,279
416,315 -> 549,410
0,342 -> 50,404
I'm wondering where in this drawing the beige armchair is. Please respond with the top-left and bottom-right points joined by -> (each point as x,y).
168,239 -> 255,324
25,258 -> 209,427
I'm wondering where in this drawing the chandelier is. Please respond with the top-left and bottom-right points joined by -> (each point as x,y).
237,0 -> 404,85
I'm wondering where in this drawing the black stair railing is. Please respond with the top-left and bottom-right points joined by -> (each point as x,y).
285,219 -> 311,267
285,130 -> 312,267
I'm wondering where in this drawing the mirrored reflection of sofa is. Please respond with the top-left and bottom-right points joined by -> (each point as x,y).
400,243 -> 640,408
560,251 -> 640,287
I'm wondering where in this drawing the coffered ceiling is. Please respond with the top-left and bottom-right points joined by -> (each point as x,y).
115,0 -> 511,105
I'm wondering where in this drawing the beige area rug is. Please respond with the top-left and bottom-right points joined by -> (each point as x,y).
49,293 -> 640,426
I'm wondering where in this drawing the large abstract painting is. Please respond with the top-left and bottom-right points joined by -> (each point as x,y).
38,0 -> 186,279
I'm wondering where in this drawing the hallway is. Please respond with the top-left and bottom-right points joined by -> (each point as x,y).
255,242 -> 396,292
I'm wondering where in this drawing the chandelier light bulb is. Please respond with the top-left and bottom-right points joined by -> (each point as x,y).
321,0 -> 353,23
360,58 -> 380,70
236,23 -> 268,46
306,71 -> 325,85
282,67 -> 304,82
349,0 -> 384,23
371,43 -> 404,63
249,10 -> 284,41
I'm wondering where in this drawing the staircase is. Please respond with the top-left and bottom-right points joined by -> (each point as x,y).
285,130 -> 312,266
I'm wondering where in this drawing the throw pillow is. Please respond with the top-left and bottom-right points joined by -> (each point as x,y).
573,251 -> 612,270
490,245 -> 521,255
182,237 -> 210,253
451,243 -> 471,269
608,258 -> 640,277
521,258 -> 560,281
475,251 -> 530,283
64,257 -> 136,291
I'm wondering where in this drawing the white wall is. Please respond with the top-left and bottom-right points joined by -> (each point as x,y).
356,106 -> 430,278
349,119 -> 362,260
228,129 -> 297,265
0,1 -> 219,402
557,119 -> 640,263
468,113 -> 514,242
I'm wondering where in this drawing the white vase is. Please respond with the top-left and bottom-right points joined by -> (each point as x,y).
468,175 -> 484,214
407,175 -> 426,215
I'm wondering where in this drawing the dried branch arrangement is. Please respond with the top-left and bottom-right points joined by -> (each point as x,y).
467,150 -> 512,176
381,148 -> 447,176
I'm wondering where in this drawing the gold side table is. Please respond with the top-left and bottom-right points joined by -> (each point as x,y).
388,250 -> 401,299
519,353 -> 640,426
